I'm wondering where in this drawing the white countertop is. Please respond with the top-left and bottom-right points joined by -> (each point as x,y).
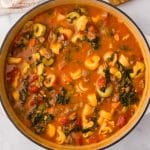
0,0 -> 150,150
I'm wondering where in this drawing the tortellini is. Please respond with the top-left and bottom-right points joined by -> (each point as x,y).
75,15 -> 88,31
130,61 -> 145,78
71,32 -> 84,43
66,11 -> 80,23
57,27 -> 73,39
82,115 -> 94,129
32,53 -> 40,61
70,69 -> 82,80
47,124 -> 56,138
83,131 -> 94,138
50,42 -> 62,55
99,119 -> 113,134
85,55 -> 100,70
75,81 -> 88,93
7,57 -> 22,64
12,90 -> 20,101
87,93 -> 97,107
33,23 -> 46,37
98,110 -> 114,134
119,54 -> 129,67
37,63 -> 44,75
56,126 -> 66,144
39,48 -> 50,59
82,104 -> 93,116
110,67 -> 122,79
100,110 -> 112,120
96,84 -> 113,98
103,51 -> 117,66
44,74 -> 56,88
21,62 -> 30,75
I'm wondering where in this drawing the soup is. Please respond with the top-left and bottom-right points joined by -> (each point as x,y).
5,4 -> 145,145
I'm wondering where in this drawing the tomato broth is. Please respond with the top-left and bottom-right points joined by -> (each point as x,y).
5,4 -> 145,145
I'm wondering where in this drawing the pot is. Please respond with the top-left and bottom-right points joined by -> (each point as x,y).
0,0 -> 150,149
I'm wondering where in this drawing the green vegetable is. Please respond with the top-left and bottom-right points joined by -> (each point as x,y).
56,87 -> 70,105
28,105 -> 54,134
66,11 -> 80,23
107,53 -> 115,62
56,93 -> 70,105
66,7 -> 87,23
85,36 -> 100,50
82,118 -> 98,133
90,36 -> 100,50
105,28 -> 115,37
62,117 -> 82,136
117,62 -> 139,106
23,31 -> 33,40
119,89 -> 138,107
73,7 -> 87,15
119,45 -> 130,51
64,50 -> 72,62
103,67 -> 110,84
19,79 -> 28,103
20,89 -> 27,103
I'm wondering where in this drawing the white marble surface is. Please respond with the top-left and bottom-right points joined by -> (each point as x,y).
0,0 -> 150,150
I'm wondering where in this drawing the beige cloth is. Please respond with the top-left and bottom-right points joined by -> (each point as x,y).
0,0 -> 48,15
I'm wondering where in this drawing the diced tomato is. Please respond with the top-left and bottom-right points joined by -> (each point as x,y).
88,135 -> 99,144
28,85 -> 40,93
75,117 -> 82,127
58,116 -> 69,126
74,133 -> 83,145
29,74 -> 38,83
116,114 -> 127,128
7,67 -> 19,83
99,134 -> 105,141
97,75 -> 106,88
30,100 -> 36,107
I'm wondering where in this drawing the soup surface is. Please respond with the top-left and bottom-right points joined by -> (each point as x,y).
5,4 -> 145,145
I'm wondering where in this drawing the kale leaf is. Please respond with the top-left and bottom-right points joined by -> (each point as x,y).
19,78 -> 28,103
28,105 -> 54,134
117,62 -> 139,106
56,87 -> 70,105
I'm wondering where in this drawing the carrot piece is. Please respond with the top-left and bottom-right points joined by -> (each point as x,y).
111,102 -> 120,114
28,38 -> 36,48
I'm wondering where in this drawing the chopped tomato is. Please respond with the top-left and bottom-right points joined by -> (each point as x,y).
28,85 -> 40,93
7,67 -> 19,83
88,135 -> 99,144
74,117 -> 82,128
116,114 -> 127,128
97,75 -> 106,88
99,134 -> 105,141
30,99 -> 36,107
58,116 -> 69,126
74,133 -> 83,145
